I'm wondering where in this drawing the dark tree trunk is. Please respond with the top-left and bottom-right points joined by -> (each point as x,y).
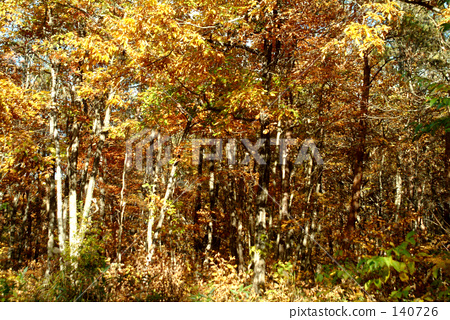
345,53 -> 371,246
194,147 -> 203,255
253,112 -> 271,295
276,126 -> 292,261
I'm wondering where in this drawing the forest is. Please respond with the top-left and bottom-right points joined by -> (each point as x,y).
0,0 -> 449,302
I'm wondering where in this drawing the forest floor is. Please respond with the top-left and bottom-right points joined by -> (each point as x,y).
1,233 -> 449,302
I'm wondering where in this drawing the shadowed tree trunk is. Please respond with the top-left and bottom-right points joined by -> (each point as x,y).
46,61 -> 58,276
148,122 -> 192,263
276,126 -> 292,261
227,141 -> 245,273
203,163 -> 215,264
253,112 -> 271,295
193,146 -> 203,257
345,52 -> 371,247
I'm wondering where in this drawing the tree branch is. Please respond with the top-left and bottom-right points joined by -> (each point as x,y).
400,1 -> 442,13
206,38 -> 260,56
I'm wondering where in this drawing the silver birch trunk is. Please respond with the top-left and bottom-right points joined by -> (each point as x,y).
55,126 -> 65,254
75,104 -> 111,255
394,155 -> 402,222
119,152 -> 127,263
203,164 -> 215,265
47,62 -> 61,274
147,159 -> 178,262
68,122 -> 79,257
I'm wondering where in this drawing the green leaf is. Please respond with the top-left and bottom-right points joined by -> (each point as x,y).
391,260 -> 406,273
429,98 -> 439,106
316,274 -> 324,283
390,290 -> 402,299
402,286 -> 411,298
407,262 -> 415,274
382,256 -> 394,268
384,269 -> 391,282
374,278 -> 382,288
432,266 -> 439,279
441,22 -> 450,33
406,231 -> 416,245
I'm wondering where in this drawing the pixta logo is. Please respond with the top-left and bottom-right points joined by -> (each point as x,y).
126,129 -> 323,171
125,129 -> 171,171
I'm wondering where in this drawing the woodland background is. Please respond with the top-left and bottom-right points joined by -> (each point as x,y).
0,0 -> 449,302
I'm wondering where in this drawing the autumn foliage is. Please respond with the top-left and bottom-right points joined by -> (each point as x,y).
0,0 -> 449,301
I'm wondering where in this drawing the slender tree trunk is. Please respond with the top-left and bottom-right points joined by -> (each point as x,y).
226,140 -> 245,274
211,163 -> 220,251
253,112 -> 271,295
252,31 -> 280,293
236,215 -> 245,274
99,155 -> 106,219
148,123 -> 191,262
67,81 -> 81,258
18,191 -> 30,263
204,163 -> 217,264
25,191 -> 32,260
119,152 -> 127,263
99,155 -> 106,253
55,119 -> 65,255
299,155 -> 315,269
76,102 -> 111,255
68,120 -> 79,257
247,154 -> 256,251
443,131 -> 450,229
46,63 -> 58,275
45,181 -> 55,277
345,53 -> 371,245
378,153 -> 385,217
394,154 -> 403,222
194,147 -> 203,256
234,171 -> 245,274
148,159 -> 178,262
7,190 -> 19,263
276,126 -> 292,261
227,141 -> 244,273
146,132 -> 161,255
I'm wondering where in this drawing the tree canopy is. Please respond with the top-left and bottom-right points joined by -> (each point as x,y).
0,0 -> 449,302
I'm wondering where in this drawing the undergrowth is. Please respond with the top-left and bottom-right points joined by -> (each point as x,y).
1,232 -> 448,302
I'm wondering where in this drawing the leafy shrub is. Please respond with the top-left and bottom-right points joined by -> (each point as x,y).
316,231 -> 449,301
357,231 -> 417,300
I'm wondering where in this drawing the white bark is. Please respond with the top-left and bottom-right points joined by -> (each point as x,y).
147,124 -> 191,263
395,156 -> 402,222
147,160 -> 178,263
47,62 -> 63,275
73,104 -> 111,256
55,140 -> 65,253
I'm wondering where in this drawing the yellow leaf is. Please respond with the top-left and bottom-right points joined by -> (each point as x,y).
399,273 -> 409,282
